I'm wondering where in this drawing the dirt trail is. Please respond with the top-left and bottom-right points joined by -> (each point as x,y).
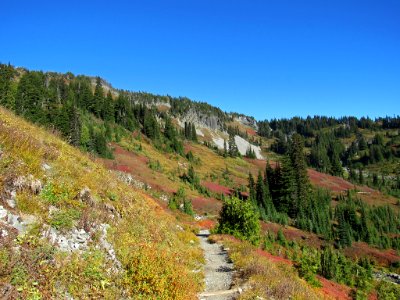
197,229 -> 238,300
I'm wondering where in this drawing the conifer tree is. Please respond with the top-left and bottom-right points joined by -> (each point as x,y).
228,133 -> 239,157
320,246 -> 338,280
15,71 -> 47,124
0,63 -> 16,109
358,169 -> 364,185
223,139 -> 228,157
191,123 -> 197,142
276,155 -> 296,215
103,90 -> 114,122
289,134 -> 311,216
248,173 -> 256,206
93,77 -> 104,117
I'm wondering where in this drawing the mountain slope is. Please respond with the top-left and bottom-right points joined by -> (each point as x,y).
0,106 -> 202,299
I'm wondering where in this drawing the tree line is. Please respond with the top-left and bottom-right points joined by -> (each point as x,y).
0,64 -> 201,158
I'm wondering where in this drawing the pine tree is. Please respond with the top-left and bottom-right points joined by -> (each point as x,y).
103,90 -> 114,122
256,171 -> 266,210
358,169 -> 364,185
320,246 -> 338,280
289,134 -> 311,217
164,116 -> 176,141
277,155 -> 296,215
228,133 -> 238,157
248,173 -> 256,206
223,139 -> 228,157
15,71 -> 47,124
0,63 -> 16,109
191,123 -> 197,142
93,77 -> 104,117
143,110 -> 160,140
114,93 -> 135,130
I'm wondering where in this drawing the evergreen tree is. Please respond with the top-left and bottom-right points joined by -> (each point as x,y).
277,155 -> 296,215
256,171 -> 266,211
223,139 -> 228,157
103,90 -> 114,122
143,109 -> 160,140
0,63 -> 16,109
320,246 -> 338,280
289,134 -> 311,216
191,123 -> 197,142
114,92 -> 135,130
358,169 -> 364,185
228,133 -> 239,157
92,77 -> 104,117
15,71 -> 48,124
248,173 -> 256,206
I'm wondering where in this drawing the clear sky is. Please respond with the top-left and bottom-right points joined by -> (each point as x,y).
1,0 -> 399,120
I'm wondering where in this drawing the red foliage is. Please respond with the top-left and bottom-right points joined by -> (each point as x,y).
308,169 -> 378,194
197,219 -> 216,230
255,249 -> 293,265
191,197 -> 222,214
308,169 -> 356,192
261,222 -> 325,248
114,164 -> 131,173
344,242 -> 400,266
246,128 -> 256,136
317,276 -> 352,300
202,181 -> 233,196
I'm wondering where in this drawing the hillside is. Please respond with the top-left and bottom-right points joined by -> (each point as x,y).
0,107 -> 202,299
1,63 -> 400,299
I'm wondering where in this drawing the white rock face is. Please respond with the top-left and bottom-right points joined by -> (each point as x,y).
212,136 -> 226,149
234,135 -> 263,159
196,128 -> 205,137
212,135 -> 263,159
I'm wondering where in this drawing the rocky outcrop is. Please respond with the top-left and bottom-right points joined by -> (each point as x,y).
180,108 -> 224,131
233,115 -> 258,130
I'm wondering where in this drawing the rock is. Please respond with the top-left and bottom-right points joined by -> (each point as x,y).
77,187 -> 95,207
0,206 -> 7,219
30,178 -> 42,194
0,229 -> 8,238
6,198 -> 16,209
41,163 -> 51,171
48,205 -> 59,215
13,176 -> 27,190
159,194 -> 169,202
98,223 -> 122,270
12,175 -> 42,194
7,213 -> 36,234
0,283 -> 15,299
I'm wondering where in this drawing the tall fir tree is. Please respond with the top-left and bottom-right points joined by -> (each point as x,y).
0,63 -> 16,109
103,90 -> 115,122
93,77 -> 104,117
289,133 -> 311,217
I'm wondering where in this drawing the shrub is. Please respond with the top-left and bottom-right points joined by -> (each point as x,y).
50,209 -> 81,231
377,280 -> 400,300
216,197 -> 261,245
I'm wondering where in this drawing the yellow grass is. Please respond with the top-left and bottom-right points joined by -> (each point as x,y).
0,107 -> 202,299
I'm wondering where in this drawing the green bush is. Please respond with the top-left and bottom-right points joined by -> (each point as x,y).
216,197 -> 261,245
376,280 -> 400,300
50,209 -> 81,231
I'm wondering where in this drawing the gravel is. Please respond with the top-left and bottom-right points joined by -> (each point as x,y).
198,230 -> 236,300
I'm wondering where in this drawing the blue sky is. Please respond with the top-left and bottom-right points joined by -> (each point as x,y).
1,0 -> 399,120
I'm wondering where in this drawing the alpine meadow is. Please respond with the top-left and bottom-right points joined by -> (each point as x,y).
1,1 -> 400,299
